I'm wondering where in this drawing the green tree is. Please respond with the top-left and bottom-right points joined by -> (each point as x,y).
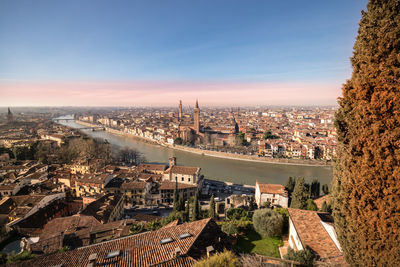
147,220 -> 161,231
310,179 -> 320,198
290,177 -> 309,210
192,192 -> 200,221
306,199 -> 318,211
322,184 -> 329,195
333,1 -> 400,265
275,208 -> 289,234
221,222 -> 239,236
252,209 -> 283,238
173,177 -> 179,211
285,177 -> 296,194
226,208 -> 249,221
208,195 -> 217,218
263,130 -> 278,140
130,222 -> 145,235
184,200 -> 190,221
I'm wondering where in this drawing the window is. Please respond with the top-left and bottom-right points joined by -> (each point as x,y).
188,178 -> 190,182
160,237 -> 174,244
181,177 -> 184,181
105,250 -> 120,259
178,233 -> 192,239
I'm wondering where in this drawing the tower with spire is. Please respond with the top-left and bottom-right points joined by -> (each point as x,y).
178,100 -> 183,121
7,108 -> 13,123
193,99 -> 200,134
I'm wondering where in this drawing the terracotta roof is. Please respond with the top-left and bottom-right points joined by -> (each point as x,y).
314,195 -> 331,210
287,208 -> 345,266
131,213 -> 161,223
138,164 -> 168,172
257,182 -> 287,196
40,214 -> 100,238
165,166 -> 199,175
121,181 -> 147,190
138,172 -> 163,182
159,181 -> 197,190
11,218 -> 217,267
80,193 -> 123,223
78,173 -> 112,184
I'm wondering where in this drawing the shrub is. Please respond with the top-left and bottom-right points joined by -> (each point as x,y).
221,222 -> 239,236
226,208 -> 249,221
283,247 -> 315,267
194,250 -> 240,267
7,251 -> 34,264
147,220 -> 161,231
252,209 -> 283,237
130,222 -> 145,235
306,199 -> 318,211
274,208 -> 289,233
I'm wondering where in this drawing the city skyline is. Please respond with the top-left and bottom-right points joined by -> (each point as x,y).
1,0 -> 367,106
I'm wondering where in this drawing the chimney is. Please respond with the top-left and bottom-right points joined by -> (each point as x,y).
173,247 -> 181,257
206,246 -> 214,258
88,253 -> 97,267
169,157 -> 176,168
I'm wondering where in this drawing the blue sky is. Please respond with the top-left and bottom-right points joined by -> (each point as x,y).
0,0 -> 368,106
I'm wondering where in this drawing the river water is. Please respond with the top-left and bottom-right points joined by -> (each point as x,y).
56,115 -> 333,186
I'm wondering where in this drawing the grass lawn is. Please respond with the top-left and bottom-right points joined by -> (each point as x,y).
235,228 -> 283,258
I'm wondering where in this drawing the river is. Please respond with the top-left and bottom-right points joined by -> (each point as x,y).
56,115 -> 333,186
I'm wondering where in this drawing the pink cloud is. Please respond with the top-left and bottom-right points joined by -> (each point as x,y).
0,80 -> 341,106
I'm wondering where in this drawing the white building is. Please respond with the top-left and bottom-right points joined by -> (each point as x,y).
255,181 -> 288,208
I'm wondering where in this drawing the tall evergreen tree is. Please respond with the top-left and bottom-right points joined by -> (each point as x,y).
173,177 -> 179,211
310,179 -> 320,198
208,195 -> 216,218
321,184 -> 329,195
192,192 -> 200,221
285,176 -> 296,194
290,177 -> 309,210
333,1 -> 400,265
184,200 -> 190,222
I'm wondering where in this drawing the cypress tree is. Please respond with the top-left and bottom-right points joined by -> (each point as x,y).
172,177 -> 179,211
192,192 -> 200,221
285,176 -> 296,194
290,177 -> 309,210
321,184 -> 329,195
333,1 -> 400,265
184,200 -> 190,222
310,179 -> 320,198
208,195 -> 216,218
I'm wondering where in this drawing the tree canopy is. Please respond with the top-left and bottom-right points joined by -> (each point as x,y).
333,1 -> 400,265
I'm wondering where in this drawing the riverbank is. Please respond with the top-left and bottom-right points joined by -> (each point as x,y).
74,120 -> 332,167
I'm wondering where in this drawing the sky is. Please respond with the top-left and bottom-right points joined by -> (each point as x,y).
0,0 -> 368,107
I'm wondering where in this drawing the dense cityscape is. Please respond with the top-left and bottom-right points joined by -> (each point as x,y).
77,102 -> 337,162
1,0 -> 399,266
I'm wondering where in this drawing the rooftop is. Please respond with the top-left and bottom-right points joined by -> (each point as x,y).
288,208 -> 345,266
